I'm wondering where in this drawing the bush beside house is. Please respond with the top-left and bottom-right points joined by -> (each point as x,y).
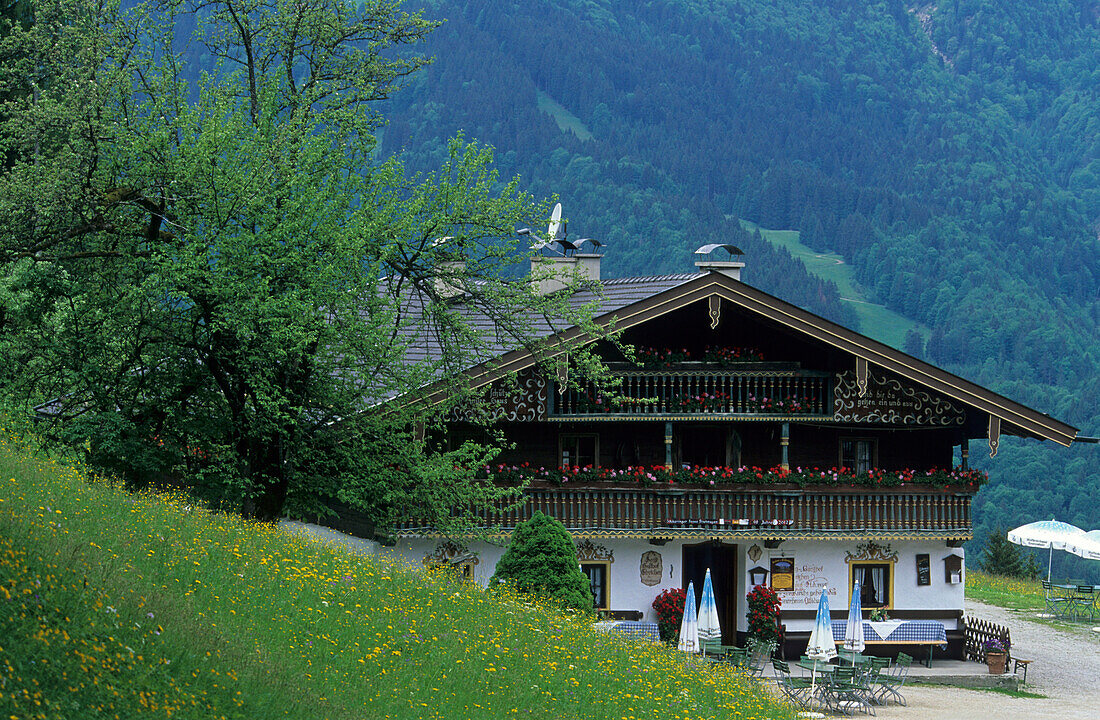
491,511 -> 594,611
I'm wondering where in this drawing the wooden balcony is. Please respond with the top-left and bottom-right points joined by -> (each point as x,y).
394,485 -> 974,540
549,365 -> 833,420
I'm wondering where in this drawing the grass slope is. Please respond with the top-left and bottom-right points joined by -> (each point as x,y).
536,91 -> 594,142
740,220 -> 930,350
0,430 -> 794,720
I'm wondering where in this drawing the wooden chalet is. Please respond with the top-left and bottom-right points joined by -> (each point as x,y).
389,240 -> 1078,659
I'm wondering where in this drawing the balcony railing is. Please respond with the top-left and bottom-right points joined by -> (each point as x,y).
394,485 -> 973,537
549,366 -> 833,418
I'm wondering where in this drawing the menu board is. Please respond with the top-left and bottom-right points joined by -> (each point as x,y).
771,557 -> 794,591
915,554 -> 931,586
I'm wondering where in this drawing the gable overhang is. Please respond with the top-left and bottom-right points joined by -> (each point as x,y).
417,272 -> 1078,447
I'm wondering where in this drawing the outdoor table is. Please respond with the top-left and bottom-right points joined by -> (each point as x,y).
1050,585 -> 1098,620
593,620 -> 660,642
831,620 -> 947,667
796,659 -> 836,674
836,650 -> 874,666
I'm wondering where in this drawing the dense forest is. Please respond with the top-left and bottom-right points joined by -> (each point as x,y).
377,0 -> 1100,576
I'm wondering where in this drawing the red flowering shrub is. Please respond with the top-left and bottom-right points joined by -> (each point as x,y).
652,587 -> 687,643
746,584 -> 783,648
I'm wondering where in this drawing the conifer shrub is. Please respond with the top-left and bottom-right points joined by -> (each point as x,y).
490,511 -> 594,611
978,527 -> 1041,579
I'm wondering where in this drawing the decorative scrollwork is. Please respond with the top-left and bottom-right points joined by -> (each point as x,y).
845,541 -> 898,564
834,370 -> 965,426
424,541 -> 479,567
575,539 -> 614,563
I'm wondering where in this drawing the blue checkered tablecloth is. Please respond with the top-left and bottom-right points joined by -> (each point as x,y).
831,620 -> 947,647
594,620 -> 661,642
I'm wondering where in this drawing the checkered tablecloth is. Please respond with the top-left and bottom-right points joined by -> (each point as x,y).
594,620 -> 661,642
831,620 -> 947,647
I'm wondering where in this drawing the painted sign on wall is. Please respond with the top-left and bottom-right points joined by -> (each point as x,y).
640,551 -> 663,586
833,370 -> 965,426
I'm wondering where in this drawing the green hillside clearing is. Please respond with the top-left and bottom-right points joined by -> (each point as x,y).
536,90 -> 593,142
741,220 -> 930,350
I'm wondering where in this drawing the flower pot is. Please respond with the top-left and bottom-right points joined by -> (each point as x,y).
986,651 -> 1007,674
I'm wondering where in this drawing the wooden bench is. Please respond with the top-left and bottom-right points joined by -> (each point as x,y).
1011,657 -> 1032,683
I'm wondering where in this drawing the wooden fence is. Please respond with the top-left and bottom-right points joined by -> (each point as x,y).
963,616 -> 1011,662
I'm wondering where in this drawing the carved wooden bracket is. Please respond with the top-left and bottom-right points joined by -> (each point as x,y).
856,357 -> 869,398
708,295 -> 722,330
988,415 -> 1001,458
556,354 -> 568,395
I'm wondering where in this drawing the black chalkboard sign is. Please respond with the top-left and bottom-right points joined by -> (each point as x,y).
916,554 -> 931,586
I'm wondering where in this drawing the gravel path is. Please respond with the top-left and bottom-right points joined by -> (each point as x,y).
876,599 -> 1100,720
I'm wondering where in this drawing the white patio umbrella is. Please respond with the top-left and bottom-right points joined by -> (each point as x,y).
677,580 -> 699,653
805,586 -> 837,710
843,583 -> 866,663
1067,531 -> 1100,561
698,568 -> 722,647
1007,519 -> 1085,581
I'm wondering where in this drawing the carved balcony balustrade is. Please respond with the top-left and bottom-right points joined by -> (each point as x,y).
394,484 -> 974,540
549,365 -> 833,420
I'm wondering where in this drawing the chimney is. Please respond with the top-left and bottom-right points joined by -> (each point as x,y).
694,243 -> 745,280
434,258 -> 466,299
431,237 -> 466,298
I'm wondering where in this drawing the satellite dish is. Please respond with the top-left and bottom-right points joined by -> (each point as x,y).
547,203 -> 562,242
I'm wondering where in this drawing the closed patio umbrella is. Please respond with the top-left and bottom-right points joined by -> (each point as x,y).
843,583 -> 866,663
698,568 -> 722,646
1007,519 -> 1085,581
805,586 -> 837,711
677,580 -> 699,653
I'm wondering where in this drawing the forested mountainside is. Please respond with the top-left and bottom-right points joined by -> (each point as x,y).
381,0 -> 1100,573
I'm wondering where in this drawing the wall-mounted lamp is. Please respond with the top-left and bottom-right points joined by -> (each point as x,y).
748,566 -> 769,587
648,537 -> 670,546
764,538 -> 784,549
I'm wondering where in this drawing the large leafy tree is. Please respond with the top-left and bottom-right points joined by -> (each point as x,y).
0,0 -> 605,526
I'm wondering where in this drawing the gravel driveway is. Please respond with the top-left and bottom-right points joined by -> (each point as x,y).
878,599 -> 1100,720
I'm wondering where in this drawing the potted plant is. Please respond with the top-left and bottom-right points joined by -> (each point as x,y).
983,637 -> 1009,674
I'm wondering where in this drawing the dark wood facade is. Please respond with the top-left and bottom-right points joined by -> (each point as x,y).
400,270 -> 1080,546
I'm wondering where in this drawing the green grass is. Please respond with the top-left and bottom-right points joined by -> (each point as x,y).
0,428 -> 795,720
536,91 -> 594,142
739,220 -> 930,349
964,571 -> 1047,612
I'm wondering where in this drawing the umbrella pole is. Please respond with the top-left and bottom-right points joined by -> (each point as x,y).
1048,545 -> 1053,583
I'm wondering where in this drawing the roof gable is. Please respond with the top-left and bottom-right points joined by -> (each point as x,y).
430,271 -> 1078,447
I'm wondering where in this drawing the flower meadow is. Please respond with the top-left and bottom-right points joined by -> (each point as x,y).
0,430 -> 796,720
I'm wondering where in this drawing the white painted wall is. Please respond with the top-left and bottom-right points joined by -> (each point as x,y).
390,536 -> 965,632
739,540 -> 965,633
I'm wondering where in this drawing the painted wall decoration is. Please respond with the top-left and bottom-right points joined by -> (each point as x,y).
833,370 -> 965,426
780,562 -> 838,606
770,557 -> 794,591
640,551 -> 663,586
576,539 -> 614,563
450,368 -> 547,422
844,541 -> 899,564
